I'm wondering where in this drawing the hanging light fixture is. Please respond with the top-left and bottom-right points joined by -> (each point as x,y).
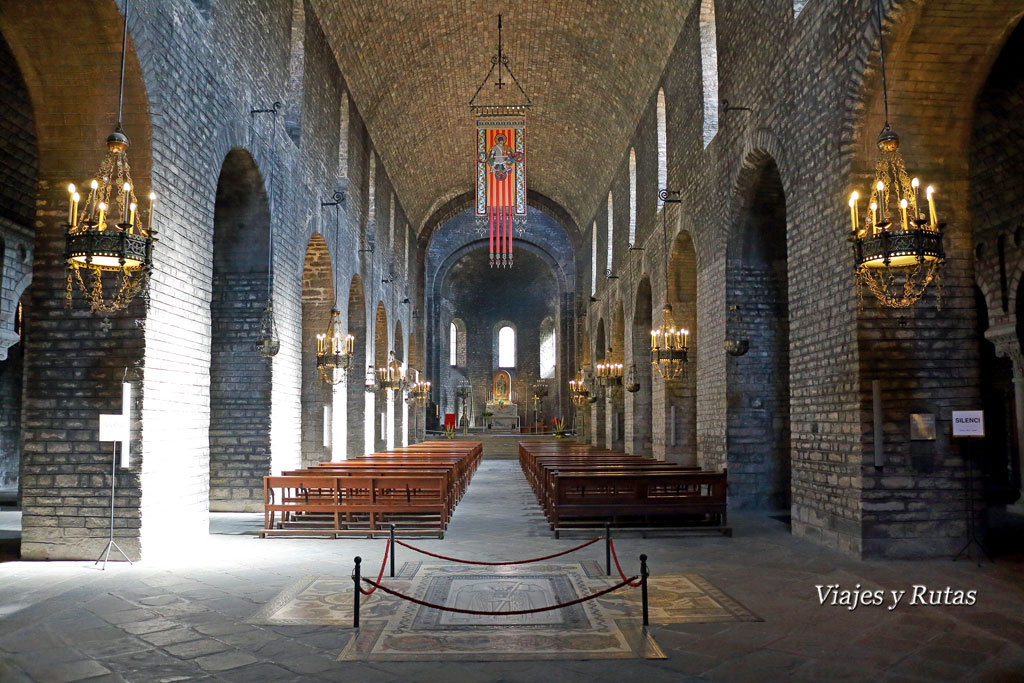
65,0 -> 155,314
409,370 -> 431,408
252,102 -> 282,358
373,275 -> 407,393
569,369 -> 590,406
314,193 -> 354,382
848,0 -> 943,309
595,350 -> 624,390
651,190 -> 688,380
316,308 -> 355,385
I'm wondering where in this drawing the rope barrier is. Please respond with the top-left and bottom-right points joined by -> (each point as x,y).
394,537 -> 600,565
360,575 -> 637,616
608,538 -> 643,587
357,539 -> 391,596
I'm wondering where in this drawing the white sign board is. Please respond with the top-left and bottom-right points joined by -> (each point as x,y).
99,382 -> 132,467
952,410 -> 985,438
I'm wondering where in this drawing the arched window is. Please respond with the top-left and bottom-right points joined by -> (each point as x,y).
539,317 -> 556,379
657,89 -> 667,209
793,1 -> 809,18
700,0 -> 719,147
449,318 -> 466,366
389,192 -> 396,249
606,192 -> 614,276
339,90 -> 349,183
449,322 -> 458,366
498,326 -> 515,368
591,223 -> 598,295
628,148 -> 637,246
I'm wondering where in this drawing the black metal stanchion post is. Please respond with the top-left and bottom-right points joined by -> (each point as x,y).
605,523 -> 611,577
640,553 -> 649,627
352,556 -> 362,629
390,524 -> 396,578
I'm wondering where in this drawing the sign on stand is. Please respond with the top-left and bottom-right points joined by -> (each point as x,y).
952,411 -> 985,438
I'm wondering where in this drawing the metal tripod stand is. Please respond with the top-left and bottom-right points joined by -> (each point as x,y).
95,441 -> 133,569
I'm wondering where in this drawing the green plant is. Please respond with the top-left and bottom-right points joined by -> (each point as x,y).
444,425 -> 456,439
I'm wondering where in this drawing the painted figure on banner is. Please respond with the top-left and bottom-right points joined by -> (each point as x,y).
484,133 -> 523,182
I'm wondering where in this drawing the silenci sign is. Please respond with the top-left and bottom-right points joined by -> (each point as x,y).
951,411 -> 985,438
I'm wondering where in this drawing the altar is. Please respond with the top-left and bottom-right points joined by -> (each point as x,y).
485,370 -> 520,431
485,401 -> 520,431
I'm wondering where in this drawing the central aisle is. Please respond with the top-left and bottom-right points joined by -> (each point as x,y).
441,458 -> 551,543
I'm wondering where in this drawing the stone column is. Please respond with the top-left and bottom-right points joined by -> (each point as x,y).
988,324 -> 1024,511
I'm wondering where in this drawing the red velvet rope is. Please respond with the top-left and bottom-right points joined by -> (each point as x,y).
358,539 -> 391,596
608,538 -> 643,588
394,537 -> 600,565
360,574 -> 637,615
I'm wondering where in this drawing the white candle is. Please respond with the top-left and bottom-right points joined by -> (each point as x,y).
900,198 -> 908,231
128,202 -> 137,231
926,186 -> 936,227
97,202 -> 107,230
849,191 -> 859,233
869,202 -> 878,234
911,178 -> 920,224
67,184 -> 76,225
72,193 -> 80,229
148,192 -> 156,232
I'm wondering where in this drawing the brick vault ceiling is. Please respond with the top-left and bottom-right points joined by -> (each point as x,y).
312,0 -> 692,234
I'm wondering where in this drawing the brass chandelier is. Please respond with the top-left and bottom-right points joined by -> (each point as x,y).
316,308 -> 355,385
569,369 -> 590,406
65,0 -> 154,314
848,0 -> 943,309
376,350 -> 407,392
651,304 -> 689,380
651,190 -> 688,381
409,372 -> 431,407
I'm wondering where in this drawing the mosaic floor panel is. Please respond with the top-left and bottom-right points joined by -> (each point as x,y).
248,561 -> 758,661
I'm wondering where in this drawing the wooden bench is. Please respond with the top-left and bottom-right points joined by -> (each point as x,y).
260,441 -> 482,538
519,441 -> 730,537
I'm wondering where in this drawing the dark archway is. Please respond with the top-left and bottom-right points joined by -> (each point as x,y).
393,319 -> 404,448
726,156 -> 790,511
346,274 -> 367,459
609,301 -> 626,451
209,148 -> 271,511
0,29 -> 37,506
300,234 -> 334,467
629,277 -> 654,455
373,302 -> 388,452
593,318 -> 607,448
666,231 -> 699,465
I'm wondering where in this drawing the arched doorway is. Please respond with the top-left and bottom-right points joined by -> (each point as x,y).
209,148 -> 272,511
609,302 -> 626,451
629,277 -> 654,455
665,232 -> 699,465
300,234 -> 334,467
391,319 -> 404,449
592,318 -> 607,448
372,302 -> 388,453
0,29 -> 36,508
346,275 -> 366,459
726,155 -> 790,511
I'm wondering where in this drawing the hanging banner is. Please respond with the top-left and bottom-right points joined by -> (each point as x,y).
476,114 -> 526,268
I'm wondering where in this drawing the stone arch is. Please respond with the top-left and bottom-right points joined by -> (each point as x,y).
346,274 -> 366,460
629,276 -> 654,455
608,301 -> 626,451
663,231 -> 698,465
301,233 -> 334,467
1,0 -> 156,558
372,301 -> 388,452
0,27 -> 37,502
208,147 -> 272,510
725,152 -> 790,510
592,318 -> 607,448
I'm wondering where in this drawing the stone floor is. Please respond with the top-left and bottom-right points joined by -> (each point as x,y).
0,444 -> 1022,682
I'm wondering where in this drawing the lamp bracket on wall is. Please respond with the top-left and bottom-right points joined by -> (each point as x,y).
721,99 -> 753,115
250,101 -> 282,117
658,189 -> 682,204
320,191 -> 345,208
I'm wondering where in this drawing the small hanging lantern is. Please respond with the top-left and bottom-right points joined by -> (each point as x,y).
255,303 -> 280,358
625,364 -> 640,393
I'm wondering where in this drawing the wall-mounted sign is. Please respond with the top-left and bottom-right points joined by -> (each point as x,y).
910,413 -> 936,441
952,411 -> 985,438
